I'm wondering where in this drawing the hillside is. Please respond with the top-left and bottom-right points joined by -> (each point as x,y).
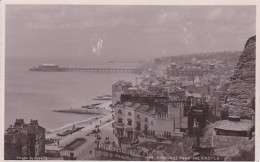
139,51 -> 241,72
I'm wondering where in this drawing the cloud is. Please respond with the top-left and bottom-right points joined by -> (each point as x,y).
5,5 -> 256,59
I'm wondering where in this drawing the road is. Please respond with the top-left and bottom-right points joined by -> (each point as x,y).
77,121 -> 115,160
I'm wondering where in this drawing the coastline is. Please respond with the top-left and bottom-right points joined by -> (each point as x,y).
46,116 -> 104,134
46,101 -> 113,136
52,100 -> 112,115
52,109 -> 105,115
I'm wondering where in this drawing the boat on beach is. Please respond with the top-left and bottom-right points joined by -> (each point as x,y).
81,103 -> 101,109
56,123 -> 84,136
93,95 -> 112,100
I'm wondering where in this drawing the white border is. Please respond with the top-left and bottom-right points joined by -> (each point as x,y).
0,0 -> 258,162
0,1 -> 5,161
1,0 -> 258,5
255,2 -> 259,162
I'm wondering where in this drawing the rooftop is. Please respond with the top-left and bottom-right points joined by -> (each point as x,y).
136,104 -> 155,114
192,93 -> 202,98
128,87 -> 138,91
214,118 -> 254,132
45,145 -> 63,151
117,102 -> 141,110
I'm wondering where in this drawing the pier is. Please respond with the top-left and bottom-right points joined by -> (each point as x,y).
59,68 -> 138,73
30,64 -> 141,73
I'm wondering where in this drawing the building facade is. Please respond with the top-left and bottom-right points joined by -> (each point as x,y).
166,63 -> 214,78
112,80 -> 132,106
5,119 -> 45,160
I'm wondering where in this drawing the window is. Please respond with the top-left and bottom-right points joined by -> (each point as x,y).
136,121 -> 141,131
145,117 -> 148,122
128,112 -> 132,116
127,119 -> 132,126
118,109 -> 122,114
137,114 -> 141,120
219,96 -> 224,102
118,118 -> 123,124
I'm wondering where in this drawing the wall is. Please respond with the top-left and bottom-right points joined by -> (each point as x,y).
168,104 -> 188,131
153,116 -> 175,134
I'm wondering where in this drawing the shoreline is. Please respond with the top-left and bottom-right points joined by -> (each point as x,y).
52,100 -> 112,115
52,109 -> 106,115
46,116 -> 104,134
46,101 -> 113,135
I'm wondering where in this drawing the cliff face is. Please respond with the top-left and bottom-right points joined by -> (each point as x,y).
224,35 -> 256,118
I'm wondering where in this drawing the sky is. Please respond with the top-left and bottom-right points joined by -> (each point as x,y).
5,5 -> 256,61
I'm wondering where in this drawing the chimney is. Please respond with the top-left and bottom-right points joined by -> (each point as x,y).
14,119 -> 25,127
30,119 -> 38,125
220,110 -> 229,120
193,119 -> 200,148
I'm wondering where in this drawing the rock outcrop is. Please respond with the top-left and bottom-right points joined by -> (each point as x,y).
225,137 -> 255,161
206,36 -> 256,161
225,35 -> 256,118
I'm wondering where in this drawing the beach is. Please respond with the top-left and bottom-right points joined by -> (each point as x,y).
46,101 -> 113,136
45,100 -> 115,160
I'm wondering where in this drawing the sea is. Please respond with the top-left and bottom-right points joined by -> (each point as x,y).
5,56 -> 141,131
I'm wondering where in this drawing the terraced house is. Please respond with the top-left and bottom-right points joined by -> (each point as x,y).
113,84 -> 208,146
4,119 -> 45,160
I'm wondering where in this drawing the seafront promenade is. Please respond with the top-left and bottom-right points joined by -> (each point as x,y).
77,121 -> 115,160
45,101 -> 114,160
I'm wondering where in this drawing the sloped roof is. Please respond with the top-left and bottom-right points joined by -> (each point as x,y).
192,93 -> 202,98
45,145 -> 63,151
216,82 -> 230,92
136,105 -> 155,114
214,119 -> 254,132
185,90 -> 193,97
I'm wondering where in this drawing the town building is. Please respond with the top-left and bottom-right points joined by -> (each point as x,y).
112,80 -> 132,106
182,84 -> 210,96
166,63 -> 215,78
30,64 -> 59,71
113,82 -> 208,146
114,102 -> 177,146
5,119 -> 45,160
39,64 -> 59,71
